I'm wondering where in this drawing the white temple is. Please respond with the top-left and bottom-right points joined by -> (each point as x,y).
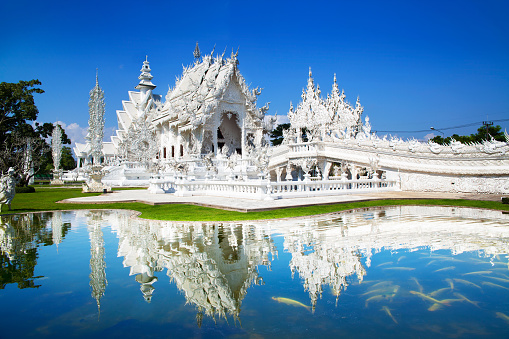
73,45 -> 509,195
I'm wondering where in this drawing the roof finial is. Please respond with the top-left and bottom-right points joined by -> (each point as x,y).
193,42 -> 201,60
309,67 -> 312,78
95,68 -> 99,85
333,73 -> 337,84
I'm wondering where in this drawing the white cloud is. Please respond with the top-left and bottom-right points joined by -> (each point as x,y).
424,133 -> 435,141
64,122 -> 88,145
49,122 -> 117,147
264,113 -> 290,126
276,114 -> 290,125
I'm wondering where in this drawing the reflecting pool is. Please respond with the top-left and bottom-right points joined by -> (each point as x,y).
1,206 -> 509,338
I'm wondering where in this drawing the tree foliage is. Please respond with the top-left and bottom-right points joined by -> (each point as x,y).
270,123 -> 290,146
60,146 -> 76,170
0,80 -> 44,144
431,125 -> 506,145
0,80 -> 74,185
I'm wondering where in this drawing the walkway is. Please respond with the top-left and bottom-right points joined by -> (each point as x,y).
59,190 -> 504,213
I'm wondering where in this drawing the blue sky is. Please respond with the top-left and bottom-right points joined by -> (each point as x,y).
1,0 -> 508,145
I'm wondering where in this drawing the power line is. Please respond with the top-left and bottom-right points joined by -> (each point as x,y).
376,119 -> 509,134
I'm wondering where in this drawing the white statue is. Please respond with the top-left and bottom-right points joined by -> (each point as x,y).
0,168 -> 19,211
51,124 -> 64,185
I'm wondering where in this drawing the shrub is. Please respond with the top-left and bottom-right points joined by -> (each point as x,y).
502,197 -> 509,204
15,186 -> 36,193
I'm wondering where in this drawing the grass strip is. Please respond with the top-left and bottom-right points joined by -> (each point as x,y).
2,187 -> 508,221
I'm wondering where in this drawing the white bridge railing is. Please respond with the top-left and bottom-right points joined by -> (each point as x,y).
148,176 -> 398,200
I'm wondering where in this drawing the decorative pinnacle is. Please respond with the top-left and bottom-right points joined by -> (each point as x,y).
96,68 -> 99,85
194,42 -> 201,60
333,73 -> 337,84
309,67 -> 312,78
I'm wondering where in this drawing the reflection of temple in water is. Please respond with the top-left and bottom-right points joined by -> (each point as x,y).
101,206 -> 509,320
2,206 -> 509,322
108,214 -> 277,325
273,206 -> 509,308
87,212 -> 107,314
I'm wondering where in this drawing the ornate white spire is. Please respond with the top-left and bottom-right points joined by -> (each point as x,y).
87,71 -> 105,164
135,56 -> 156,92
193,42 -> 201,61
51,123 -> 62,171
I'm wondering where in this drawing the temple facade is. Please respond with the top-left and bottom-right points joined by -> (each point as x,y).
74,46 -> 270,170
73,45 -> 509,194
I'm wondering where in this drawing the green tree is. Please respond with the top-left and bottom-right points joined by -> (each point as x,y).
0,80 -> 44,145
270,123 -> 290,146
60,146 -> 76,170
431,125 -> 506,145
0,80 -> 74,184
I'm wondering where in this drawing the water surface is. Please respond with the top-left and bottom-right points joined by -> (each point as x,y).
1,206 -> 509,338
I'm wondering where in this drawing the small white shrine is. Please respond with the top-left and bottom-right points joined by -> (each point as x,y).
73,44 -> 509,196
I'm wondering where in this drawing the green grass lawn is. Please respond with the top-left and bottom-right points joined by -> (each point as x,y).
2,187 -> 508,221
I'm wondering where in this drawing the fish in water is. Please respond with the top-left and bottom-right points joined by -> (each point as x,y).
428,303 -> 444,312
452,278 -> 481,289
381,306 -> 398,324
425,260 -> 438,267
482,281 -> 509,291
429,287 -> 451,297
397,256 -> 406,263
410,291 -> 450,305
462,271 -> 492,276
453,292 -> 480,308
410,277 -> 424,293
371,281 -> 393,289
365,294 -> 392,308
272,297 -> 311,311
383,267 -> 416,271
445,278 -> 454,290
482,275 -> 509,284
433,266 -> 455,273
376,262 -> 393,267
496,312 -> 509,325
361,287 -> 393,296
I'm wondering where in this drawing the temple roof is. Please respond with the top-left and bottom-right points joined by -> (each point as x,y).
154,49 -> 263,127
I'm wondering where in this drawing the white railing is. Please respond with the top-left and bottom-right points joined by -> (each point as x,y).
268,178 -> 397,199
149,176 -> 398,199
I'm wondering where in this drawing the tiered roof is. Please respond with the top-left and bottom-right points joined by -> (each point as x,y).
154,48 -> 266,129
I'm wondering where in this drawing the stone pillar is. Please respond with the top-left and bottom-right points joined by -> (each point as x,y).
177,133 -> 181,160
213,127 -> 218,157
276,167 -> 283,182
285,163 -> 293,181
351,165 -> 358,180
241,123 -> 246,159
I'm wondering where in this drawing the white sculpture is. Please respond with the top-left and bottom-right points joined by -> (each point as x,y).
50,124 -> 64,185
83,71 -> 110,193
0,168 -> 18,211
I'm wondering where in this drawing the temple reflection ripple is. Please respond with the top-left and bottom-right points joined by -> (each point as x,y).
0,206 -> 508,337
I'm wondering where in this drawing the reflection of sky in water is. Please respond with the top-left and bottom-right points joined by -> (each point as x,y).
0,206 -> 508,338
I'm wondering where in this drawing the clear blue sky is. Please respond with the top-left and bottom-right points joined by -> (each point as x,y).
1,0 -> 508,145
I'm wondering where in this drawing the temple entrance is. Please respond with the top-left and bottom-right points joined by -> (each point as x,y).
217,112 -> 242,156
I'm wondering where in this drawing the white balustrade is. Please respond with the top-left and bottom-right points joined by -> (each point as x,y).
150,176 -> 397,199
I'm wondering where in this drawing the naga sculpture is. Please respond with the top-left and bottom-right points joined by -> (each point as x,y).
0,168 -> 19,210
